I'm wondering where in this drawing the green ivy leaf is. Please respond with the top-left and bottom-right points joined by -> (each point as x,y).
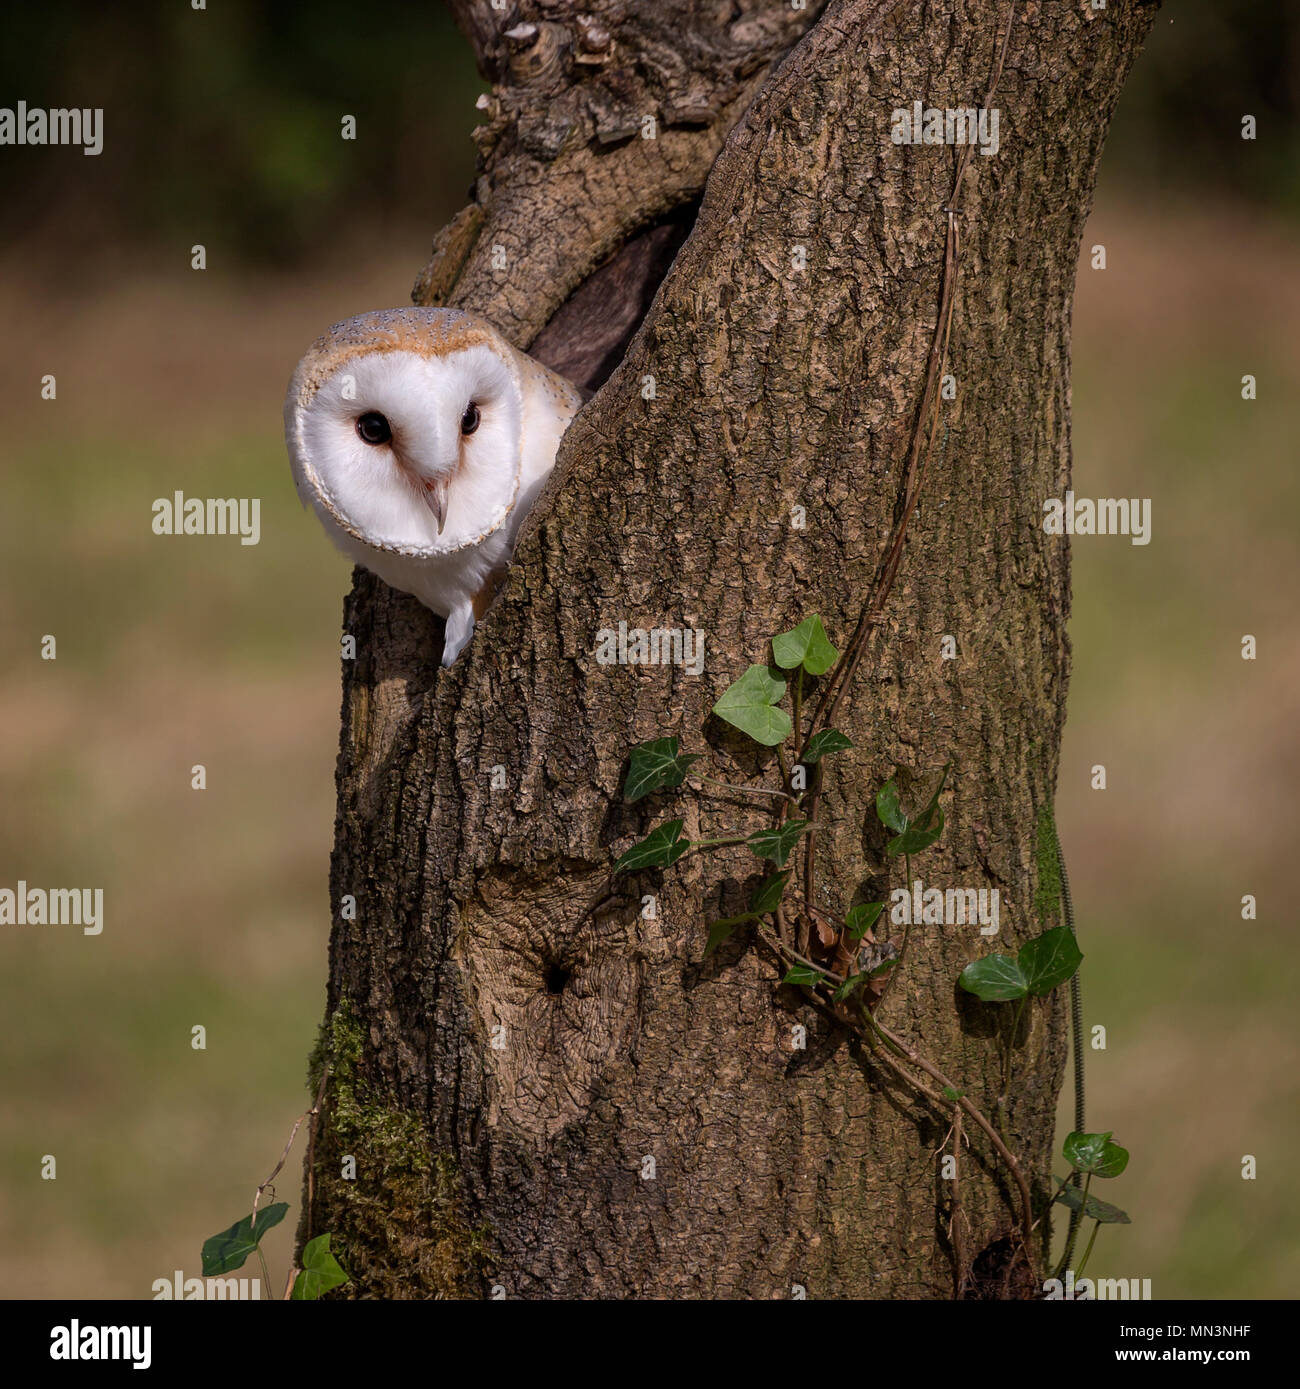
875,780 -> 906,833
750,871 -> 791,915
201,1202 -> 289,1277
782,964 -> 825,987
911,762 -> 951,832
878,766 -> 950,847
846,901 -> 884,941
801,729 -> 853,764
1063,1130 -> 1130,1178
1063,1131 -> 1108,1170
1018,926 -> 1083,996
712,665 -> 791,746
704,916 -> 751,956
886,806 -> 945,856
833,974 -> 866,1002
1054,1184 -> 1131,1224
615,819 -> 692,871
623,737 -> 700,803
771,615 -> 839,676
958,952 -> 1029,1001
941,1086 -> 966,1101
1095,1142 -> 1130,1179
747,819 -> 809,868
291,1233 -> 350,1301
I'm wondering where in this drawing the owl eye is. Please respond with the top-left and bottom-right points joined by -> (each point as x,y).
356,411 -> 392,446
461,402 -> 481,436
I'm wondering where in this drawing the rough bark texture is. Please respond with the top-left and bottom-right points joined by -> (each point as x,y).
303,0 -> 1157,1298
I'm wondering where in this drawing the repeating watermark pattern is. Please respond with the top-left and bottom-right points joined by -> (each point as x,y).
595,620 -> 705,674
891,100 -> 1000,156
1043,490 -> 1151,546
0,102 -> 103,156
152,1270 -> 261,1299
151,491 -> 261,545
49,1322 -> 150,1369
890,879 -> 1000,936
1044,1270 -> 1152,1299
0,881 -> 102,935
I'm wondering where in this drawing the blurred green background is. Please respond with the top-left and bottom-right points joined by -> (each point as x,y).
0,3 -> 1295,1298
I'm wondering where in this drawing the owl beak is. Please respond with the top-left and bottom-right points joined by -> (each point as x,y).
421,476 -> 450,534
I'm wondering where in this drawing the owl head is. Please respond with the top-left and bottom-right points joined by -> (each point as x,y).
284,307 -> 526,556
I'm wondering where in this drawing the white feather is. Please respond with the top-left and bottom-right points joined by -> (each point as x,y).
284,309 -> 582,666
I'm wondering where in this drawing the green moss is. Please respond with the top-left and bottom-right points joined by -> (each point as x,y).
303,999 -> 490,1298
1034,802 -> 1062,928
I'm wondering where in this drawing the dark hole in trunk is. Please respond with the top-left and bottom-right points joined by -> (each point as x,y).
528,200 -> 700,394
962,1235 -> 1039,1300
544,963 -> 572,995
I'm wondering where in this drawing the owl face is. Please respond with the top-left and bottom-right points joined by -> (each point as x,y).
285,309 -> 525,557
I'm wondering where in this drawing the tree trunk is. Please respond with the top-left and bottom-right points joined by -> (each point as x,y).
302,0 -> 1157,1299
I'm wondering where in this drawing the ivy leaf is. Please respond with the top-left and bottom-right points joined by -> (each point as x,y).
878,766 -> 949,847
846,901 -> 884,941
291,1233 -> 350,1301
875,780 -> 906,833
750,871 -> 791,915
1054,1185 -> 1131,1225
772,615 -> 839,676
958,952 -> 1029,1001
1094,1143 -> 1130,1179
1063,1131 -> 1130,1178
911,762 -> 951,832
782,964 -> 825,987
201,1203 -> 289,1277
942,1086 -> 966,1101
801,729 -> 853,764
615,819 -> 692,872
886,806 -> 945,856
833,974 -> 866,1002
958,928 -> 1082,1003
712,665 -> 791,746
1063,1131 -> 1109,1170
704,916 -> 751,956
747,819 -> 809,868
623,737 -> 699,803
1018,926 -> 1082,996
702,869 -> 792,952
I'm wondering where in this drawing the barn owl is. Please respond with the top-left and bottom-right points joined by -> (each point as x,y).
284,307 -> 583,665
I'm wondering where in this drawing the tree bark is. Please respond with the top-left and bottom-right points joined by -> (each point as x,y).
302,0 -> 1158,1299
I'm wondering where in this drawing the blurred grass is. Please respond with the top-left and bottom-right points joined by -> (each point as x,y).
0,245 -> 414,1296
1049,198 -> 1300,1298
0,190 -> 1297,1297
